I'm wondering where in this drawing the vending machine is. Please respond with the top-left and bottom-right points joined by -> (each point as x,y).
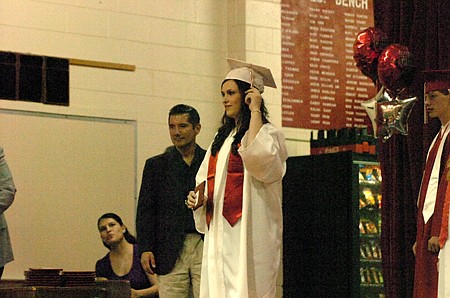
282,151 -> 384,298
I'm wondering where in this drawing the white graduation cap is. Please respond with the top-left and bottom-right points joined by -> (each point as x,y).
223,58 -> 277,93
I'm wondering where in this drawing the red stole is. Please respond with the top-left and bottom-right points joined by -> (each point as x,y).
206,150 -> 244,229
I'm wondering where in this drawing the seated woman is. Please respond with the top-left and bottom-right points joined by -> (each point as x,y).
96,213 -> 158,297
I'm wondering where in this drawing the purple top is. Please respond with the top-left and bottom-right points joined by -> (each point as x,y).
95,244 -> 151,290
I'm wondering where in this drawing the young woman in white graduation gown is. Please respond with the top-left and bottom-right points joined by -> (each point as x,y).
187,59 -> 288,298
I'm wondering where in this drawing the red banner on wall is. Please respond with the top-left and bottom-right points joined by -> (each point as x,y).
281,0 -> 376,130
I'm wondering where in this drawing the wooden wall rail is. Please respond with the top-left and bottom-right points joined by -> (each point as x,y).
68,58 -> 136,71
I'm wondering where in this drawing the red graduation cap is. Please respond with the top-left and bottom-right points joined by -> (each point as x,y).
424,69 -> 450,93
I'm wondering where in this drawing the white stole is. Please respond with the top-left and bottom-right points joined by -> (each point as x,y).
423,122 -> 450,223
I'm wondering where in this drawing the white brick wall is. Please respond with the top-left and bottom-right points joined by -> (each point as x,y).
0,0 -> 310,156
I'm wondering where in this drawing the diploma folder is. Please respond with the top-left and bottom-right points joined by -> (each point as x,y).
193,181 -> 206,210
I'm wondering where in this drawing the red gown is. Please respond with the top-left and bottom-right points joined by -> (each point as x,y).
414,137 -> 450,298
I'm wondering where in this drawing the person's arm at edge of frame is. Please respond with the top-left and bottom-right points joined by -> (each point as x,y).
0,147 -> 16,214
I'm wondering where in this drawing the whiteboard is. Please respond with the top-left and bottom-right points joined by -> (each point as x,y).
0,109 -> 136,279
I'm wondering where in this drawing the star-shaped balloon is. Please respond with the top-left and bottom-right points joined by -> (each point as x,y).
361,87 -> 394,136
376,95 -> 417,142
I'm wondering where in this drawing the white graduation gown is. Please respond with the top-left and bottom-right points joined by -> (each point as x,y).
193,123 -> 288,298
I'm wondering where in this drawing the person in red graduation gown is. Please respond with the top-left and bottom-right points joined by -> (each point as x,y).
413,70 -> 450,298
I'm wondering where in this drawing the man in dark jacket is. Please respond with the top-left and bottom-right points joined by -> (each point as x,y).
137,104 -> 206,297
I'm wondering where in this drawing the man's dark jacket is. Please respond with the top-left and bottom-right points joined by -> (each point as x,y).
136,145 -> 206,275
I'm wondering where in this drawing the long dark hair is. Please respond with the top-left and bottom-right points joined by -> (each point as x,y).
97,213 -> 137,250
211,79 -> 269,156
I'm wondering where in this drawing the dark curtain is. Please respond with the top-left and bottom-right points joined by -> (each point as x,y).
373,0 -> 450,297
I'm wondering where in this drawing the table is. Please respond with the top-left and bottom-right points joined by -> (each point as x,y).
0,279 -> 131,298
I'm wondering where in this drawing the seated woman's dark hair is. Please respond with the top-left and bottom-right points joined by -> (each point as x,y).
211,79 -> 269,156
97,213 -> 137,250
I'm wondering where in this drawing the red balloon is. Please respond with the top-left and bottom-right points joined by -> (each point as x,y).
377,44 -> 415,96
353,27 -> 389,84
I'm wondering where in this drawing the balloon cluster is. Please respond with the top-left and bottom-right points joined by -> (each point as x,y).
354,27 -> 417,142
353,27 -> 389,84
